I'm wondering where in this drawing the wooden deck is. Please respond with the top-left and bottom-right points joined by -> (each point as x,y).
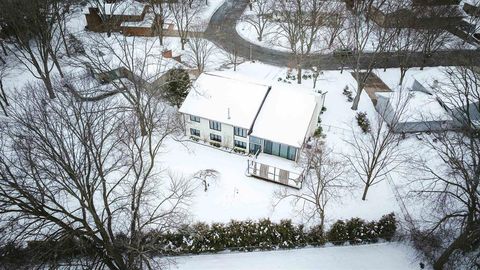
247,159 -> 303,189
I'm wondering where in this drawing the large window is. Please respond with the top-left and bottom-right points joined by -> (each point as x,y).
210,133 -> 222,142
249,136 -> 263,154
190,128 -> 200,137
263,139 -> 297,161
209,120 -> 221,131
234,127 -> 247,137
234,140 -> 247,149
190,115 -> 200,122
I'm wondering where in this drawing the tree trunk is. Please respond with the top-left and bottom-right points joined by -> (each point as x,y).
0,79 -> 8,106
399,68 -> 407,85
0,100 -> 7,116
0,41 -> 7,56
0,55 -> 4,65
351,89 -> 361,110
44,75 -> 56,99
297,64 -> 302,84
361,183 -> 370,200
51,53 -> 65,78
433,227 -> 476,270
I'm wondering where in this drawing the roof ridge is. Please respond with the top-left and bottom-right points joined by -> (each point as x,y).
202,72 -> 271,88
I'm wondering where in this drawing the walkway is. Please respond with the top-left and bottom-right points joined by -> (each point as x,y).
204,0 -> 480,70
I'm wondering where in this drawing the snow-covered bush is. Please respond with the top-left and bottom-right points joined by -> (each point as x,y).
1,215 -> 397,260
377,213 -> 396,241
307,224 -> 326,246
327,220 -> 349,245
343,86 -> 353,102
356,112 -> 371,133
345,218 -> 366,245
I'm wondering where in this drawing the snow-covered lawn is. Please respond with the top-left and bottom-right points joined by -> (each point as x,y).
169,243 -> 424,270
158,62 -> 400,225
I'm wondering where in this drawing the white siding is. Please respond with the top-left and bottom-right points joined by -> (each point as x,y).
184,114 -> 249,152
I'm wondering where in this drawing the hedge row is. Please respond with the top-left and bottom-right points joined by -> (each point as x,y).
0,213 -> 396,264
150,212 -> 396,254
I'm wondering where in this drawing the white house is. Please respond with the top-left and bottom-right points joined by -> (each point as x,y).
179,72 -> 325,161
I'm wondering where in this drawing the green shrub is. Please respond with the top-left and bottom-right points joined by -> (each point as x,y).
356,112 -> 371,133
233,148 -> 246,154
0,215 -> 397,262
314,126 -> 323,137
343,86 -> 353,102
307,224 -> 326,246
377,213 -> 396,241
327,220 -> 349,245
209,142 -> 221,148
345,218 -> 366,245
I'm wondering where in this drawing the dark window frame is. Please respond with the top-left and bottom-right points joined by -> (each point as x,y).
210,133 -> 222,142
234,126 -> 247,138
209,120 -> 221,131
234,140 -> 247,149
190,115 -> 200,122
190,128 -> 200,137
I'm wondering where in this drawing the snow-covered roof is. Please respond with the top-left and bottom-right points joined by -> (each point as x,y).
377,90 -> 453,122
180,71 -> 321,147
179,72 -> 271,129
85,1 -> 146,16
121,12 -> 154,28
251,84 -> 318,148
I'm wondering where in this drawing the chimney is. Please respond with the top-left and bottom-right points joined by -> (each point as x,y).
228,108 -> 231,119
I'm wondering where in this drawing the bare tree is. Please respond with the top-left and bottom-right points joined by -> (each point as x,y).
149,0 -> 172,45
338,0 -> 396,110
0,63 -> 9,116
407,66 -> 480,270
275,140 -> 351,230
186,26 -> 216,73
171,0 -> 203,50
345,89 -> 410,200
274,0 -> 324,84
242,0 -> 272,42
0,0 -> 66,99
417,28 -> 453,70
222,46 -> 243,72
74,33 -> 167,136
0,78 -> 209,269
322,1 -> 347,50
389,27 -> 422,85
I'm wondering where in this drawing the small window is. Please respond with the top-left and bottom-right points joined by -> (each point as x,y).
190,115 -> 200,122
234,127 -> 247,137
190,128 -> 200,137
210,133 -> 222,142
234,140 -> 246,149
209,120 -> 221,131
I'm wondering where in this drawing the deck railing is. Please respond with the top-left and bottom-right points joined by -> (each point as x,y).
246,159 -> 303,189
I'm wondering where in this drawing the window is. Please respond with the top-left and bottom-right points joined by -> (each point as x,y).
234,140 -> 247,149
234,127 -> 247,137
210,133 -> 222,142
190,128 -> 200,137
263,140 -> 297,161
209,120 -> 221,131
190,115 -> 200,122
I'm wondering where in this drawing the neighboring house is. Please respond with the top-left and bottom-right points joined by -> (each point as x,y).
179,72 -> 325,162
368,0 -> 466,29
85,1 -> 148,32
375,73 -> 480,133
85,0 -> 180,36
376,88 -> 456,133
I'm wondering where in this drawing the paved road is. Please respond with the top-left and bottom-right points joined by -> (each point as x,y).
204,0 -> 480,70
